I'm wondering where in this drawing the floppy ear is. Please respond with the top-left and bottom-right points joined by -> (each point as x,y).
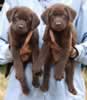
41,8 -> 51,25
65,6 -> 76,22
6,7 -> 17,22
31,13 -> 40,30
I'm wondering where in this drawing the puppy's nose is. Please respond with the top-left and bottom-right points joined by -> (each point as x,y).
18,24 -> 24,29
55,22 -> 61,25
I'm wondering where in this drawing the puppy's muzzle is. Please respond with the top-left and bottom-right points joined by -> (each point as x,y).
18,24 -> 24,29
55,22 -> 62,25
55,18 -> 63,27
12,20 -> 29,34
17,21 -> 26,30
52,18 -> 67,31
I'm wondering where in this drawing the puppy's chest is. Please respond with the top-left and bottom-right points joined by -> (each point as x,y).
53,31 -> 71,48
12,34 -> 32,48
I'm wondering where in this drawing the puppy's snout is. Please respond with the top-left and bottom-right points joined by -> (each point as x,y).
51,17 -> 67,31
17,20 -> 26,30
55,18 -> 62,26
55,22 -> 62,25
18,24 -> 24,29
12,20 -> 29,34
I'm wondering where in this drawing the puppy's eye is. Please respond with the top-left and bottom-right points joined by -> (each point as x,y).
53,13 -> 63,16
13,17 -> 19,22
13,14 -> 19,22
61,15 -> 66,18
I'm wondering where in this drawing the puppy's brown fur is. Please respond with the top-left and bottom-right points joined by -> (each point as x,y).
5,7 -> 40,95
33,4 -> 77,95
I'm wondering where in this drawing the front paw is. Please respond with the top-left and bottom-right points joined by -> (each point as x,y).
15,73 -> 24,81
68,84 -> 77,95
16,76 -> 30,95
32,74 -> 40,88
54,73 -> 64,81
40,82 -> 49,92
22,84 -> 30,95
32,79 -> 40,88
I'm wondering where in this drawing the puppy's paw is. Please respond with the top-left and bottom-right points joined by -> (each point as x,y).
21,81 -> 30,95
22,86 -> 30,95
32,81 -> 40,88
55,73 -> 64,81
40,83 -> 49,92
69,86 -> 77,95
32,74 -> 40,88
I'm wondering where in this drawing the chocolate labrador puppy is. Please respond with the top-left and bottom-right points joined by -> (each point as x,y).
33,4 -> 77,95
5,7 -> 40,95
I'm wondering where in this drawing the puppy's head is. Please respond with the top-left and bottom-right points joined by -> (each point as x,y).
7,7 -> 40,34
41,4 -> 76,32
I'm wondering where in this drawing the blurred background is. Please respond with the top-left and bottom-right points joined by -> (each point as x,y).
0,0 -> 4,10
0,0 -> 87,100
0,0 -> 4,11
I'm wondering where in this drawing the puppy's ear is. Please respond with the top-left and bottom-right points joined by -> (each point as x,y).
6,8 -> 17,22
65,6 -> 76,22
41,8 -> 51,25
31,13 -> 40,30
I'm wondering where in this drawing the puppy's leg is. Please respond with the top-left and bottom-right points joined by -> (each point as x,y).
52,49 -> 66,80
11,47 -> 29,95
32,43 -> 50,88
65,25 -> 77,95
32,26 -> 50,75
40,58 -> 51,92
65,60 -> 77,95
31,29 -> 40,87
32,42 -> 50,74
31,29 -> 39,70
32,73 -> 41,88
54,61 -> 65,80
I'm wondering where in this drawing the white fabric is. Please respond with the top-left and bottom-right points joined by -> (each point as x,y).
0,0 -> 87,100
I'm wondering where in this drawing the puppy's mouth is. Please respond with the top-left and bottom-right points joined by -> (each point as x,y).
51,23 -> 66,32
16,27 -> 28,34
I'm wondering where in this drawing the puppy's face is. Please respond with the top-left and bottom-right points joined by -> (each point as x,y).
49,7 -> 69,31
41,4 -> 76,32
7,7 -> 40,35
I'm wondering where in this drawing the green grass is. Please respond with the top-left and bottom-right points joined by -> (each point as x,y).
0,66 -> 87,100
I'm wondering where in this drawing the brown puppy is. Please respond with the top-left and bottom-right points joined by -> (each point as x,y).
5,7 -> 40,95
33,4 -> 77,95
